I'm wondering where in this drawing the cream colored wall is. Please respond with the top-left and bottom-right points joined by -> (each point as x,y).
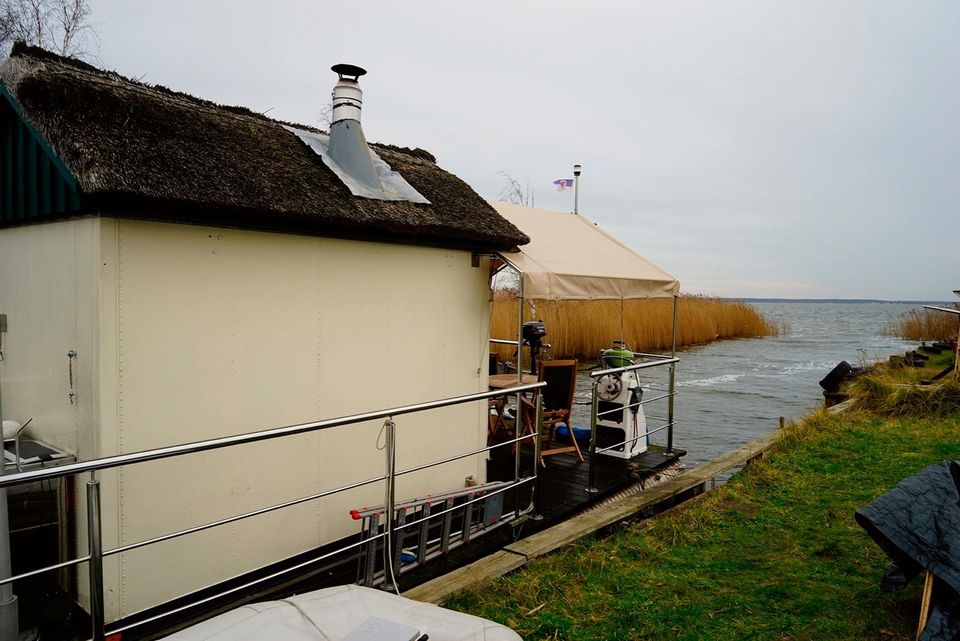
0,218 -> 99,457
101,219 -> 491,619
0,218 -> 120,615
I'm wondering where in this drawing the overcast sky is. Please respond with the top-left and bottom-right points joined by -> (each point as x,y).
86,1 -> 958,300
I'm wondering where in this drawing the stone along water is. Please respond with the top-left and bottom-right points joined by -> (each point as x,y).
571,302 -> 924,467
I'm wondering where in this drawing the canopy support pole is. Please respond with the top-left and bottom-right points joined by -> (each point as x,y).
513,274 -> 524,518
667,295 -> 679,454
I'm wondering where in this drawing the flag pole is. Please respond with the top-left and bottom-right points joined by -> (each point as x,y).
573,163 -> 581,214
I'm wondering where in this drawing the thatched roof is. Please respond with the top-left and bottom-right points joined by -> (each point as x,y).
0,44 -> 528,251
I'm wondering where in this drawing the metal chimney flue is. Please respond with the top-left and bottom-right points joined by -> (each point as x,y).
328,64 -> 381,191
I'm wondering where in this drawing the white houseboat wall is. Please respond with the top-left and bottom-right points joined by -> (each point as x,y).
0,44 -> 529,629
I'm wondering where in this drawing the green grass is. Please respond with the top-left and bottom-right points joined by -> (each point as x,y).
448,405 -> 960,640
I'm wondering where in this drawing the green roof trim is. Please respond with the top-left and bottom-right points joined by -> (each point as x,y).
0,85 -> 80,225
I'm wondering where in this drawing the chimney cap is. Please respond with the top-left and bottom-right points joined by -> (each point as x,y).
332,64 -> 367,80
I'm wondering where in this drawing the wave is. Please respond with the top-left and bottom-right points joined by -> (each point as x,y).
677,373 -> 744,388
783,361 -> 834,376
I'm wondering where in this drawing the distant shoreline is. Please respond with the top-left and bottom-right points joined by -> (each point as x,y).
726,298 -> 954,305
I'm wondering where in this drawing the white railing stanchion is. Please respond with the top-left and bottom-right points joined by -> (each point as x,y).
382,417 -> 398,593
587,378 -> 600,494
86,472 -> 105,641
532,393 -> 544,519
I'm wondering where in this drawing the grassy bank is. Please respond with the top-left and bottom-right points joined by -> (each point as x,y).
883,304 -> 959,341
490,294 -> 782,361
448,359 -> 960,640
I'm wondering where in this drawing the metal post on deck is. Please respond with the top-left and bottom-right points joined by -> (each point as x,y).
667,295 -> 679,454
86,473 -> 105,641
0,366 -> 18,641
513,277 -> 524,518
382,418 -> 397,592
586,378 -> 600,494
532,394 -> 544,519
0,485 -> 17,641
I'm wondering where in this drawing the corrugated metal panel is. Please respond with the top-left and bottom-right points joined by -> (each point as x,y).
0,86 -> 79,225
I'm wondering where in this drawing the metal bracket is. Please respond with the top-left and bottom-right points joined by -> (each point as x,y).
67,350 -> 77,404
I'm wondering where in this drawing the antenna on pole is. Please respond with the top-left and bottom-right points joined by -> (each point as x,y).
573,164 -> 582,214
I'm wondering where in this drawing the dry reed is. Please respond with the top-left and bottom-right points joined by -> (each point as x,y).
490,293 -> 782,361
882,305 -> 960,341
849,373 -> 960,418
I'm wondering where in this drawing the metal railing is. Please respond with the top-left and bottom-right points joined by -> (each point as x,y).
0,381 -> 546,641
587,354 -> 680,493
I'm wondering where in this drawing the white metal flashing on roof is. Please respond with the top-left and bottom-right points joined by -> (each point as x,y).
492,201 -> 679,300
284,125 -> 430,204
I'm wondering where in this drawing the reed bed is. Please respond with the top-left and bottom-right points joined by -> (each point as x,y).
882,304 -> 960,341
490,293 -> 782,362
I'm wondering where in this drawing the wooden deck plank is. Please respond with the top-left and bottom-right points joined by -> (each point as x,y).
403,550 -> 528,602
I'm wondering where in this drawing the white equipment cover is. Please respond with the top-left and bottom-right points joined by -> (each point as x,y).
492,201 -> 679,300
160,584 -> 521,641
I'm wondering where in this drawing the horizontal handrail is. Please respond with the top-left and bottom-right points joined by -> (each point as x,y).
0,382 -> 546,489
105,473 -> 388,558
594,392 -> 674,419
0,555 -> 90,588
395,433 -> 535,479
594,421 -> 674,455
923,305 -> 960,316
351,481 -> 513,519
590,357 -> 679,379
629,351 -> 676,360
489,338 -> 520,346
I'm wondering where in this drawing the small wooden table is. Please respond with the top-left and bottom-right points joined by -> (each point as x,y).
487,374 -> 538,444
488,373 -> 538,390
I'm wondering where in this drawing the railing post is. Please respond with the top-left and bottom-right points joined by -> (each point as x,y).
0,489 -> 18,641
667,361 -> 676,454
86,472 -> 105,641
586,379 -> 600,493
532,393 -> 544,519
512,392 -> 522,520
514,276 -> 524,520
667,295 -> 679,454
382,418 -> 397,592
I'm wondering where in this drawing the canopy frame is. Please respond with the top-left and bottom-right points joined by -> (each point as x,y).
486,204 -> 682,486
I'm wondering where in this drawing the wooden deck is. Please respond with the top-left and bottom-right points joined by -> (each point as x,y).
487,441 -> 686,525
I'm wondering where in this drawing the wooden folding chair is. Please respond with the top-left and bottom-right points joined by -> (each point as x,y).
520,359 -> 583,462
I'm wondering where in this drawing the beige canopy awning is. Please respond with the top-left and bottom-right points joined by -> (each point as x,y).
492,201 -> 680,300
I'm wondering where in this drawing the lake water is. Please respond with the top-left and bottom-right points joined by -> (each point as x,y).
570,301 -> 927,467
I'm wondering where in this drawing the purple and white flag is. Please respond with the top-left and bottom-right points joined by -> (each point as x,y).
553,178 -> 574,192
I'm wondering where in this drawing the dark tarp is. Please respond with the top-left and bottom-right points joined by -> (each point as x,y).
855,460 -> 960,641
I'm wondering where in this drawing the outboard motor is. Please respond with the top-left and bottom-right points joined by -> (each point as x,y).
595,341 -> 648,459
521,320 -> 547,375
